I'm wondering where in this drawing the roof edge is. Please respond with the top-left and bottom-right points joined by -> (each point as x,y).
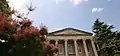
48,27 -> 93,35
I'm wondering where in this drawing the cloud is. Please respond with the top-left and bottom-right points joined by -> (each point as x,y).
84,0 -> 88,2
92,8 -> 98,12
98,8 -> 104,12
70,0 -> 88,5
7,0 -> 30,9
55,0 -> 66,4
55,0 -> 88,5
108,0 -> 111,2
55,0 -> 60,4
92,8 -> 104,12
7,0 -> 34,16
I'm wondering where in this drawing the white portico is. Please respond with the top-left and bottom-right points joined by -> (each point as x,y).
47,28 -> 98,56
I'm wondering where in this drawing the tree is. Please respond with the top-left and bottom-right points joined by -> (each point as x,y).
0,0 -> 58,56
93,19 -> 120,56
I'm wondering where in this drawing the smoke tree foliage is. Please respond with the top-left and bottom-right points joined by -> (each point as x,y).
0,0 -> 58,56
93,19 -> 120,56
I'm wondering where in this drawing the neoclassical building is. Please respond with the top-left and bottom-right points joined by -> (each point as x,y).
47,28 -> 98,56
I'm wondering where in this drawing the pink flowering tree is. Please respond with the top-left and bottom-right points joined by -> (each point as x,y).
0,0 -> 58,56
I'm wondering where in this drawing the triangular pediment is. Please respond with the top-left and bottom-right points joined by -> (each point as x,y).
49,28 -> 92,36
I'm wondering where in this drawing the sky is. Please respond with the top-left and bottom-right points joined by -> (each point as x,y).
7,0 -> 120,32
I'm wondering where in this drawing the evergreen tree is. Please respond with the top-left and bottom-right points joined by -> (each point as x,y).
93,19 -> 120,56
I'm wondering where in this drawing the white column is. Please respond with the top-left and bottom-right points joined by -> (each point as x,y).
91,40 -> 98,56
65,40 -> 68,56
55,40 -> 59,56
74,39 -> 78,56
83,39 -> 89,56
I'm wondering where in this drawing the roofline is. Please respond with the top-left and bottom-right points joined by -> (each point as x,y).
48,27 -> 93,35
48,34 -> 92,36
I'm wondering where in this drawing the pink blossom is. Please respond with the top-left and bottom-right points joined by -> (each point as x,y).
43,25 -> 48,30
49,44 -> 54,48
39,25 -> 48,30
43,41 -> 50,47
36,37 -> 40,41
54,44 -> 59,48
11,34 -> 18,39
0,17 -> 4,30
23,18 -> 29,22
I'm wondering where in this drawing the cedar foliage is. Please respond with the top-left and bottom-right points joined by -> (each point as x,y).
93,19 -> 120,56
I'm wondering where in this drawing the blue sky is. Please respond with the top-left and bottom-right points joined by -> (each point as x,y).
8,0 -> 120,32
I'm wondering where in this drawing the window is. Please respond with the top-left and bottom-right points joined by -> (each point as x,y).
59,44 -> 64,54
68,43 -> 75,54
77,44 -> 81,52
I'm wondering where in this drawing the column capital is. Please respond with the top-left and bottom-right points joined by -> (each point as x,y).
55,40 -> 58,44
55,40 -> 59,41
64,39 -> 68,41
73,39 -> 77,41
82,39 -> 86,41
89,38 -> 93,41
